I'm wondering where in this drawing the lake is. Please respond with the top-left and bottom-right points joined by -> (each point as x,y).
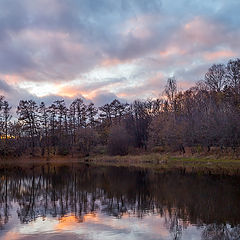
0,163 -> 240,240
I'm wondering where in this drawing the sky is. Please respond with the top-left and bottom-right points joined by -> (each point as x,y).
0,0 -> 240,107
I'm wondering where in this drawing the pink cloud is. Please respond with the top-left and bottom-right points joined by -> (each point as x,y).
0,74 -> 21,85
204,50 -> 235,61
7,29 -> 100,82
159,46 -> 186,57
100,58 -> 132,67
182,17 -> 223,46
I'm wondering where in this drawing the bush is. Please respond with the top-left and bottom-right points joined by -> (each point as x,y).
57,137 -> 71,156
151,146 -> 165,153
107,125 -> 130,156
92,145 -> 107,155
76,128 -> 98,156
57,144 -> 70,156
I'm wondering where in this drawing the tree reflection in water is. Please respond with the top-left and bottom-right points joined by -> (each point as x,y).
0,163 -> 240,239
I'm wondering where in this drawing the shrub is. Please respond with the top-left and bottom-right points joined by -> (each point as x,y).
107,125 -> 130,156
76,128 -> 98,156
57,141 -> 70,156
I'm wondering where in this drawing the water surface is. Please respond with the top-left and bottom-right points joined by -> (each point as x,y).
0,163 -> 240,239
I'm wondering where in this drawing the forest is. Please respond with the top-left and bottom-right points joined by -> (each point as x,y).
0,58 -> 240,158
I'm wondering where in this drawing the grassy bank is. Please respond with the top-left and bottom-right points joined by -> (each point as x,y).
2,152 -> 240,175
81,153 -> 240,175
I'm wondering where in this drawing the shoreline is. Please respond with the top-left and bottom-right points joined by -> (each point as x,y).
1,152 -> 240,175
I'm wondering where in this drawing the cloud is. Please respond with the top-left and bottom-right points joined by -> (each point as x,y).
91,91 -> 126,106
0,79 -> 13,93
116,72 -> 165,100
204,50 -> 236,61
0,79 -> 34,105
0,0 -> 240,105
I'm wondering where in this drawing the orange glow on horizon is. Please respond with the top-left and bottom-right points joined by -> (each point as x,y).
83,213 -> 99,223
57,86 -> 97,99
55,213 -> 99,231
2,232 -> 20,240
55,215 -> 78,231
0,135 -> 16,139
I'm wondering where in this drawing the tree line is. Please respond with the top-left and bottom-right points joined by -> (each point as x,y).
0,58 -> 240,157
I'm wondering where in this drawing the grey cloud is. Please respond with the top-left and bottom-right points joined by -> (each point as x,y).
0,0 -> 239,104
79,77 -> 127,91
173,63 -> 211,91
0,0 -> 162,81
92,91 -> 127,106
0,79 -> 14,93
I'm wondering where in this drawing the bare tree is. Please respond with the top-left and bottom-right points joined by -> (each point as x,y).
164,77 -> 177,106
39,102 -> 49,156
87,103 -> 98,128
2,100 -> 12,144
17,100 -> 39,155
205,64 -> 226,91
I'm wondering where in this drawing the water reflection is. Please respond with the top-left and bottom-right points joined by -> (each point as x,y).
0,163 -> 240,239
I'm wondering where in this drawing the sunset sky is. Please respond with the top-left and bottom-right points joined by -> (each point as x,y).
0,0 -> 240,106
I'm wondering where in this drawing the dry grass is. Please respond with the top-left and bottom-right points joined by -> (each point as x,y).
1,152 -> 240,175
81,152 -> 240,175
